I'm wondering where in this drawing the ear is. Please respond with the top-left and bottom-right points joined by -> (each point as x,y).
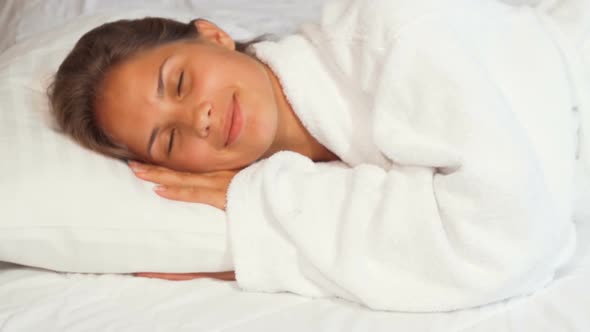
193,19 -> 235,51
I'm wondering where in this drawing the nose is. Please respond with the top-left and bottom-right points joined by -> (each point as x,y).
188,102 -> 212,138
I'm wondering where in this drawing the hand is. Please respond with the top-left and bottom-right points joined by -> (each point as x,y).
134,271 -> 236,281
128,161 -> 240,210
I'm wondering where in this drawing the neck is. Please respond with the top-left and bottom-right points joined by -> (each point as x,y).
261,63 -> 339,162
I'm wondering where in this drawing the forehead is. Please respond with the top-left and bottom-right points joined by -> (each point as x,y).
94,46 -> 170,154
98,58 -> 155,122
104,46 -> 165,93
98,40 -> 199,105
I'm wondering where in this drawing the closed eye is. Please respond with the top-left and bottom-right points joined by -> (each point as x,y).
177,70 -> 184,96
167,128 -> 176,157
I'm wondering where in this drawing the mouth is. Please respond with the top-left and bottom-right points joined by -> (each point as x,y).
223,94 -> 235,147
223,93 -> 243,147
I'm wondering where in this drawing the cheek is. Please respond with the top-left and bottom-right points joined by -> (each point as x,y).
245,97 -> 278,143
174,139 -> 213,171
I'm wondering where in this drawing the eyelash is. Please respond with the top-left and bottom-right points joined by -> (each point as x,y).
177,70 -> 184,96
167,128 -> 176,157
165,70 -> 184,157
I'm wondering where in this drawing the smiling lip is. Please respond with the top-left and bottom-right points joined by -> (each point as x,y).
223,95 -> 235,147
224,94 -> 243,147
226,95 -> 243,147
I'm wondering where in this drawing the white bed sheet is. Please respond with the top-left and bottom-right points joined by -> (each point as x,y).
0,218 -> 588,332
1,0 -> 589,331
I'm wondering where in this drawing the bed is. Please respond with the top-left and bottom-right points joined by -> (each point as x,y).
1,0 -> 589,331
0,217 -> 588,331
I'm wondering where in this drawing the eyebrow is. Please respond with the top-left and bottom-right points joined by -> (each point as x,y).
149,56 -> 171,157
157,56 -> 171,98
147,127 -> 160,159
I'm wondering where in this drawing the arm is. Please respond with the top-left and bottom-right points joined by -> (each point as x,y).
226,150 -> 572,311
134,271 -> 235,281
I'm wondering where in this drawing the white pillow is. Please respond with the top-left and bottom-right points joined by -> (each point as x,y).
0,9 -> 261,274
1,0 -> 325,53
0,0 -> 25,53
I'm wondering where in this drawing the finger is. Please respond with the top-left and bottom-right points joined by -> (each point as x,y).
131,164 -> 211,188
130,161 -> 214,177
154,186 -> 226,209
128,160 -> 167,173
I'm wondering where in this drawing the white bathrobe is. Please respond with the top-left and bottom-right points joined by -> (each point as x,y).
225,0 -> 590,312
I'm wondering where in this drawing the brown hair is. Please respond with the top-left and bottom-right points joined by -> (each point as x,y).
48,17 -> 263,161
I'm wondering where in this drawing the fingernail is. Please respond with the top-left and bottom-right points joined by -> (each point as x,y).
129,163 -> 146,173
133,166 -> 147,174
128,160 -> 142,168
154,185 -> 167,192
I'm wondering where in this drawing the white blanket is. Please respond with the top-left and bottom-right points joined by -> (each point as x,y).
226,0 -> 589,312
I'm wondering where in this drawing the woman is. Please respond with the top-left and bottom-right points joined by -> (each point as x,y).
49,0 -> 586,312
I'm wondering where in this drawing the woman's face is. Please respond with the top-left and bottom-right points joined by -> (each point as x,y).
95,21 -> 280,173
